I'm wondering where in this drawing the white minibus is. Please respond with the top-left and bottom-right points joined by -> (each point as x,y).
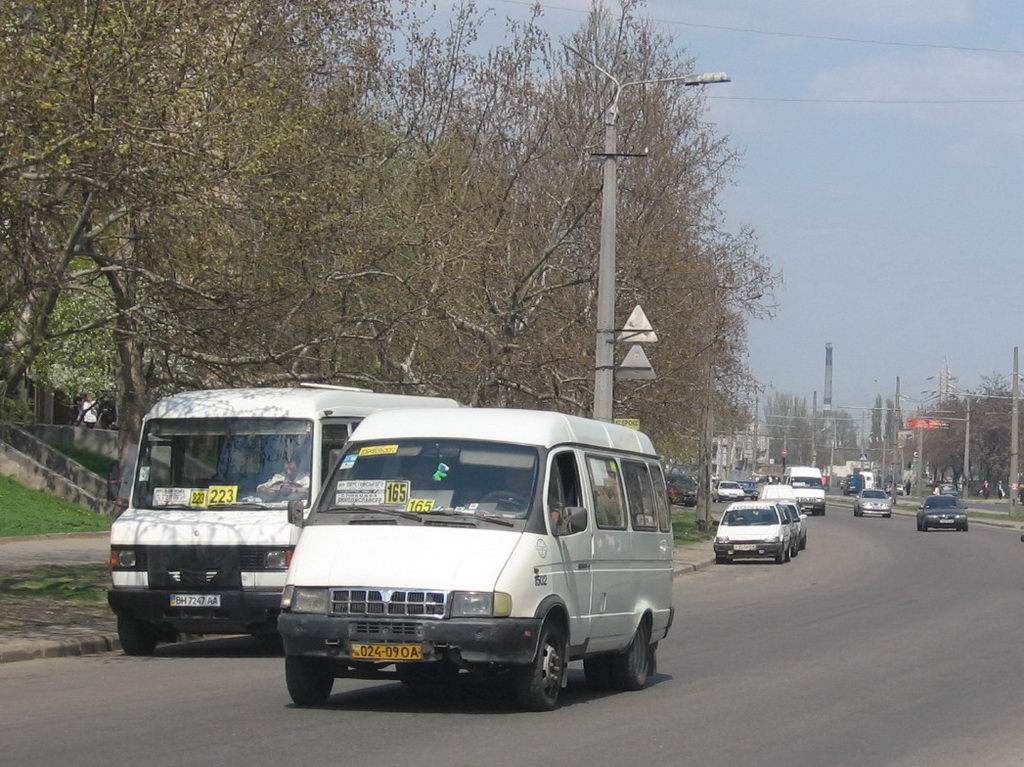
278,407 -> 675,711
107,385 -> 458,654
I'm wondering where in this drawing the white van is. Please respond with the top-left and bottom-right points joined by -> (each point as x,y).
278,407 -> 675,711
107,386 -> 459,654
783,465 -> 827,516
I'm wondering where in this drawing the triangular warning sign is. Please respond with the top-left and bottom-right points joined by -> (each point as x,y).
616,344 -> 656,380
616,305 -> 657,343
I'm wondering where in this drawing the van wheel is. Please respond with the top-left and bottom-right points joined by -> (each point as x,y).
583,655 -> 612,690
515,621 -> 566,711
608,621 -> 653,691
285,656 -> 334,706
117,615 -> 159,656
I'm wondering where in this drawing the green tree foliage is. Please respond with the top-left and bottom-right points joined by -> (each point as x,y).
1,0 -> 775,459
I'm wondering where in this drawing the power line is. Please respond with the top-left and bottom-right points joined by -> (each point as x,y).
709,95 -> 1024,105
489,1 -> 1024,55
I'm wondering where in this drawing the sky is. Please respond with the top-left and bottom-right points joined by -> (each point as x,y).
430,1 -> 1024,417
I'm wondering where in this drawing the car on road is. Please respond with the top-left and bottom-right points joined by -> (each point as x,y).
917,494 -> 968,531
737,479 -> 759,500
853,488 -> 893,518
713,480 -> 746,503
714,501 -> 792,564
667,473 -> 698,507
778,499 -> 807,552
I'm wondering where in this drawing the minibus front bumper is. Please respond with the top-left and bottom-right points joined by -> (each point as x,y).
108,588 -> 282,635
278,611 -> 544,666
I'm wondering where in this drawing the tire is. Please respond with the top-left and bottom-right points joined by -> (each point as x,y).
117,614 -> 159,656
715,554 -> 729,565
583,654 -> 612,691
285,656 -> 334,706
960,524 -> 969,532
608,621 -> 653,691
515,621 -> 567,711
775,547 -> 786,564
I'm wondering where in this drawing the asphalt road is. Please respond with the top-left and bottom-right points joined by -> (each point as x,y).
2,503 -> 1024,767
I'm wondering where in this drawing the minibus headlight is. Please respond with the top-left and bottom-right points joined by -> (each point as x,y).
264,549 -> 291,570
284,586 -> 329,614
110,548 -> 137,569
451,591 -> 512,618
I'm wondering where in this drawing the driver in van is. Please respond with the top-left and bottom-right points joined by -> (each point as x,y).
257,456 -> 310,500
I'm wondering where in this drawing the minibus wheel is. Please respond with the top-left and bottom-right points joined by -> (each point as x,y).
515,621 -> 566,712
608,620 -> 652,691
117,615 -> 159,656
285,656 -> 334,706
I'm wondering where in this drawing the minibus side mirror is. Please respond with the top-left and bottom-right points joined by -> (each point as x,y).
287,499 -> 307,528
559,506 -> 588,535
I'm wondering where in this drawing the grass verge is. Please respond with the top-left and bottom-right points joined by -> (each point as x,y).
0,475 -> 111,538
673,509 -> 715,546
0,563 -> 109,604
53,444 -> 117,478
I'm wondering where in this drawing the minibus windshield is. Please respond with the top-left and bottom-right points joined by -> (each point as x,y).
133,418 -> 314,510
319,439 -> 538,519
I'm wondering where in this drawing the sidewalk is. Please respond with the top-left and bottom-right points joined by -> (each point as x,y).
0,534 -> 717,665
0,531 -> 119,663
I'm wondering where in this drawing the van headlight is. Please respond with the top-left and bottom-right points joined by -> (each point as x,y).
264,549 -> 292,570
451,591 -> 512,618
282,586 -> 329,614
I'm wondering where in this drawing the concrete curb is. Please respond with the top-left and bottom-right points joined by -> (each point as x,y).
0,633 -> 121,664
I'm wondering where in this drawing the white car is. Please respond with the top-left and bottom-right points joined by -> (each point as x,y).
713,480 -> 746,503
778,500 -> 807,552
713,501 -> 792,564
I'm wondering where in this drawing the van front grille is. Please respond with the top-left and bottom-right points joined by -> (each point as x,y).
330,588 -> 447,618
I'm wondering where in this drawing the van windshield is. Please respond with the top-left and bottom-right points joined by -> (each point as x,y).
133,418 -> 314,510
317,439 -> 538,520
789,477 -> 823,488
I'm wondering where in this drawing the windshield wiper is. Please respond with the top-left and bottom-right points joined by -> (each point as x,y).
319,505 -> 426,522
465,511 -> 515,527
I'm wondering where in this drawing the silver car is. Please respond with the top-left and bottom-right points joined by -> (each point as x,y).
853,488 -> 893,518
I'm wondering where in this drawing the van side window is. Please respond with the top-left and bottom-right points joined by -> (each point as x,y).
622,460 -> 659,530
587,455 -> 626,529
321,422 -> 356,479
547,451 -> 585,533
651,464 -> 672,531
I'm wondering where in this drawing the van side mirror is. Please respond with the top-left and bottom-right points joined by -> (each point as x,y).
556,506 -> 588,535
287,499 -> 307,527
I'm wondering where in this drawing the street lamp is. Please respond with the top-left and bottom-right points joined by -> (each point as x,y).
591,68 -> 730,421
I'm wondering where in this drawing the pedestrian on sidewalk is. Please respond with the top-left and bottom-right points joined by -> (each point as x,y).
75,394 -> 98,428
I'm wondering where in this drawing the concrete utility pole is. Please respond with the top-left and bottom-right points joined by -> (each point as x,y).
590,68 -> 729,421
1011,346 -> 1019,507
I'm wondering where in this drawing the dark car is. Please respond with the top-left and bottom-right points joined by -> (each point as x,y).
917,494 -> 968,531
667,473 -> 697,507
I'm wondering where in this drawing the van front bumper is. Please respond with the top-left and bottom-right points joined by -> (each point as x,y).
278,612 -> 543,666
107,588 -> 282,635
